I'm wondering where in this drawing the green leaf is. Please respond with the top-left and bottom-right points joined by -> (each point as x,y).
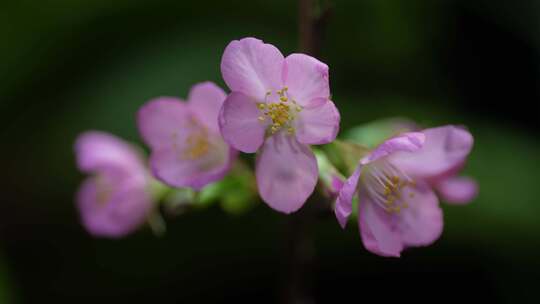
344,117 -> 415,148
326,140 -> 370,175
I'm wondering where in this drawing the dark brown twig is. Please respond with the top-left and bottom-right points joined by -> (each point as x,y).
281,3 -> 333,303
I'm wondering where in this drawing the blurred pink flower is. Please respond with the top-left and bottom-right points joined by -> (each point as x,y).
335,126 -> 475,257
219,37 -> 340,213
137,82 -> 236,190
74,131 -> 152,238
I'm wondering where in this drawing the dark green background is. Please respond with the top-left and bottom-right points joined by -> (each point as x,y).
1,0 -> 539,303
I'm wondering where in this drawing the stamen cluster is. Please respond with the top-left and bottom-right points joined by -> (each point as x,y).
363,162 -> 416,214
184,129 -> 210,160
257,87 -> 303,135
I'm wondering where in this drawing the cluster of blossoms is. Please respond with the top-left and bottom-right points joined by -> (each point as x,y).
74,37 -> 477,257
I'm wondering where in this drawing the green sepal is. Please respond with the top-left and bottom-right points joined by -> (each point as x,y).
325,140 -> 370,175
198,160 -> 257,215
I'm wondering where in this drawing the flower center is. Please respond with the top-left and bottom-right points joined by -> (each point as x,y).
95,175 -> 113,206
257,87 -> 303,135
361,161 -> 416,214
172,118 -> 211,160
184,131 -> 210,160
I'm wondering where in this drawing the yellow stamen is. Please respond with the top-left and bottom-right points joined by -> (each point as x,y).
181,120 -> 210,160
256,87 -> 303,135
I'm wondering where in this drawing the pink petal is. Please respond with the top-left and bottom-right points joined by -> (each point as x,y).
137,97 -> 192,150
361,132 -> 425,165
294,99 -> 340,145
77,177 -> 152,238
256,133 -> 318,214
218,92 -> 266,153
150,135 -> 234,190
334,166 -> 362,228
282,53 -> 330,106
435,176 -> 478,205
398,182 -> 443,247
331,174 -> 345,194
75,131 -> 143,174
358,194 -> 403,257
390,125 -> 473,179
188,81 -> 227,133
221,37 -> 284,99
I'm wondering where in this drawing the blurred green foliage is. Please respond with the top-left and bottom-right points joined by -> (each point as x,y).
0,253 -> 14,304
198,162 -> 257,215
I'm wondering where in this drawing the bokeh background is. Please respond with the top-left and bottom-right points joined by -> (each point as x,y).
1,0 -> 539,303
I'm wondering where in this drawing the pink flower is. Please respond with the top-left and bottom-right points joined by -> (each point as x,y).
137,82 -> 236,190
335,126 -> 475,257
219,37 -> 340,213
74,131 -> 152,238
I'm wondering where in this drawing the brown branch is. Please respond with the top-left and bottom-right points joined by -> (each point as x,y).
281,3 -> 334,303
298,0 -> 333,57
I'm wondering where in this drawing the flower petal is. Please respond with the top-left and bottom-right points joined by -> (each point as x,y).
77,177 -> 152,238
435,176 -> 478,205
358,193 -> 403,257
361,132 -> 425,165
219,91 -> 266,153
398,182 -> 443,247
75,131 -> 143,174
334,166 -> 362,228
295,99 -> 340,145
188,81 -> 227,133
256,133 -> 318,213
221,37 -> 284,99
390,126 -> 473,179
137,97 -> 192,150
150,135 -> 234,190
331,174 -> 345,195
283,53 -> 330,106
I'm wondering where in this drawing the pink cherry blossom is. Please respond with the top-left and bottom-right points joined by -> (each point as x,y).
74,131 -> 152,238
137,82 -> 236,190
335,125 -> 474,257
219,37 -> 340,213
